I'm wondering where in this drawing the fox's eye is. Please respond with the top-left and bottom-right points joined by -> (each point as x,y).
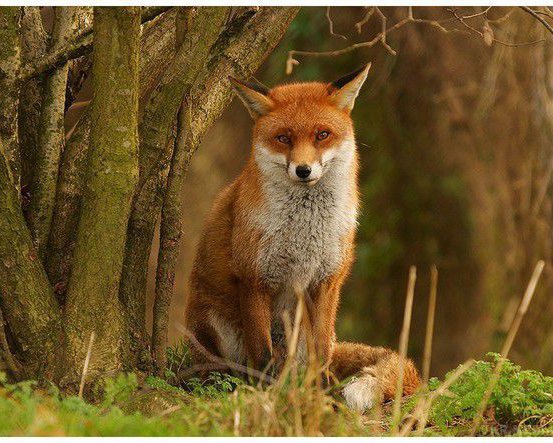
317,131 -> 330,141
277,135 -> 291,145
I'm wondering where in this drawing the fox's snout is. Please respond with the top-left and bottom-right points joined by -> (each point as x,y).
287,160 -> 322,184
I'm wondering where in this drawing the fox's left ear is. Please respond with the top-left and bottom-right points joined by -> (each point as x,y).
328,63 -> 371,112
228,76 -> 274,119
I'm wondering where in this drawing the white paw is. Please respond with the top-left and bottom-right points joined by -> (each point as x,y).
341,372 -> 378,413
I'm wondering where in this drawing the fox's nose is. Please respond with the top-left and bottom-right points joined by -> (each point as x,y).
295,164 -> 311,179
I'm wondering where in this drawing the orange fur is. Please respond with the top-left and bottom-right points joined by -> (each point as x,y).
185,66 -> 420,408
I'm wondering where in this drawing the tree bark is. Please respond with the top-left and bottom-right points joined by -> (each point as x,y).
119,6 -> 229,369
59,7 -> 141,389
17,7 -> 171,83
0,145 -> 62,377
151,6 -> 300,372
46,8 -> 178,302
18,7 -> 47,195
0,7 -> 22,188
27,7 -> 88,260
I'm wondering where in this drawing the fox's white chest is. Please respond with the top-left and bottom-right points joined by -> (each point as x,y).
254,172 -> 357,292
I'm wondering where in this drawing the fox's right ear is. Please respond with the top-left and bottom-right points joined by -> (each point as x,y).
228,76 -> 274,119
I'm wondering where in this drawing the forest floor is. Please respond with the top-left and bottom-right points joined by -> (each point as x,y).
1,349 -> 551,436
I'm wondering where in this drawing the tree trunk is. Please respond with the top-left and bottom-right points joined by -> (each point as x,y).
0,144 -> 62,377
151,6 -> 299,372
27,7 -> 89,260
58,7 -> 141,389
18,7 -> 47,195
46,8 -> 178,302
0,7 -> 22,188
119,6 -> 229,369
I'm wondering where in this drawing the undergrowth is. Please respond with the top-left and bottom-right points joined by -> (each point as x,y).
0,349 -> 550,436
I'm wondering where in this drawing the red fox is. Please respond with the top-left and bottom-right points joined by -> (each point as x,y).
185,64 -> 420,412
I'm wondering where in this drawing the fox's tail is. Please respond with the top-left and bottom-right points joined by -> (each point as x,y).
330,341 -> 421,413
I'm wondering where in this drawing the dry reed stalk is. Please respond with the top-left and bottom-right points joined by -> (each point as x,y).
470,260 -> 545,435
391,266 -> 417,434
422,265 -> 438,384
78,331 -> 95,398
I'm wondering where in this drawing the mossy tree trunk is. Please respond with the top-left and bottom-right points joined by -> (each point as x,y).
0,142 -> 62,377
57,6 -> 141,390
0,6 -> 298,387
0,7 -> 22,188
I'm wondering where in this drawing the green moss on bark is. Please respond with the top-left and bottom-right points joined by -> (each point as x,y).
0,146 -> 62,376
0,7 -> 22,187
60,7 -> 141,389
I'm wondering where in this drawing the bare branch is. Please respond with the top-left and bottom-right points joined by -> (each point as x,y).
326,7 -> 347,40
18,7 -> 172,83
520,6 -> 553,36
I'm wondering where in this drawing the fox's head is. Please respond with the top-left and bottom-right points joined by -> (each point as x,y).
229,64 -> 370,186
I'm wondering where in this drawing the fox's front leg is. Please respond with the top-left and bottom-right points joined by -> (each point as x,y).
310,276 -> 343,366
239,280 -> 273,370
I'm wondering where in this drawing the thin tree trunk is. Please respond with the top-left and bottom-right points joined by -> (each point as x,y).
0,144 -> 62,377
59,7 -> 141,389
151,6 -> 300,372
151,8 -> 190,372
119,6 -> 229,369
27,7 -> 88,260
0,7 -> 22,189
18,7 -> 47,195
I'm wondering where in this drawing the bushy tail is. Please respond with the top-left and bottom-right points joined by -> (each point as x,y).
330,341 -> 421,412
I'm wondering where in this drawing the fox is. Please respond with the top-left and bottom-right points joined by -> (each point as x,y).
184,64 -> 420,412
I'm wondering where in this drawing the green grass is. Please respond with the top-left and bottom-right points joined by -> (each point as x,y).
0,352 -> 551,436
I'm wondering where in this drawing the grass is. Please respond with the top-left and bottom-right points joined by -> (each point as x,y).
0,349 -> 551,436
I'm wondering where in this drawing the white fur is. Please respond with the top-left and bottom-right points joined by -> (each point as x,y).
252,141 -> 357,351
209,311 -> 245,364
253,141 -> 357,292
342,371 -> 379,413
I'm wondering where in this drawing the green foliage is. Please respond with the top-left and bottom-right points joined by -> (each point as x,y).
102,373 -> 138,408
0,355 -> 550,436
427,353 -> 553,432
165,340 -> 193,382
182,373 -> 243,397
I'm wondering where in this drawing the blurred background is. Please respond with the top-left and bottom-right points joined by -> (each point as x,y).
144,6 -> 553,377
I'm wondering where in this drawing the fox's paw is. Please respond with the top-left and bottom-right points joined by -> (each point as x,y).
341,368 -> 379,413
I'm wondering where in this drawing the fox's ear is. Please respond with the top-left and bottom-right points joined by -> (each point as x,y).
228,76 -> 274,119
328,63 -> 371,112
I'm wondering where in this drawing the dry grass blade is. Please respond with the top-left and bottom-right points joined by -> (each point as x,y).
391,266 -> 417,434
470,260 -> 545,435
78,331 -> 95,398
422,265 -> 438,384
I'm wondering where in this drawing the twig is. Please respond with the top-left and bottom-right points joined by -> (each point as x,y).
326,7 -> 347,40
78,331 -> 95,398
470,260 -> 545,435
449,7 -> 545,47
391,266 -> 417,434
375,7 -> 397,55
175,323 -> 276,384
355,7 -> 375,34
520,6 -> 553,36
422,265 -> 438,384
